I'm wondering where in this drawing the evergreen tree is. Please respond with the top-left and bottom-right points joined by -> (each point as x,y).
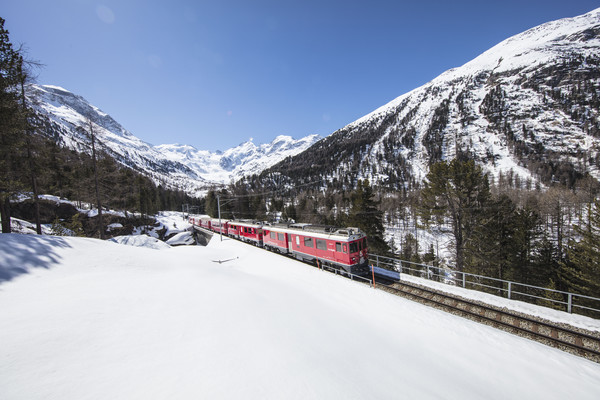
465,194 -> 517,281
563,201 -> 600,300
419,158 -> 490,271
531,235 -> 562,289
282,203 -> 297,222
511,207 -> 542,284
349,179 -> 389,255
0,17 -> 24,233
205,190 -> 218,217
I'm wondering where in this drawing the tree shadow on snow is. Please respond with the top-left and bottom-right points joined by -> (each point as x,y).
0,234 -> 71,284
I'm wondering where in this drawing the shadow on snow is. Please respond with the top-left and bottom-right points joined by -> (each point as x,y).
0,234 -> 71,284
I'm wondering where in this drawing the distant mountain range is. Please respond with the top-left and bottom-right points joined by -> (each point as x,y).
27,7 -> 600,197
26,84 -> 320,196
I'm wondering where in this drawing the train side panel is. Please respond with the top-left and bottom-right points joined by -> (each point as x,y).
263,229 -> 289,253
233,221 -> 264,247
287,231 -> 368,274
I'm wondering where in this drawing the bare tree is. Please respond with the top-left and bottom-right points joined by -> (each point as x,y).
17,54 -> 43,234
84,117 -> 105,239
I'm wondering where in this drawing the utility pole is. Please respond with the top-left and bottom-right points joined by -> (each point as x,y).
217,194 -> 222,241
87,117 -> 105,240
216,194 -> 235,242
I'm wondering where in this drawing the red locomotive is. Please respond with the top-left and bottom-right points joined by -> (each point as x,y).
189,217 -> 369,275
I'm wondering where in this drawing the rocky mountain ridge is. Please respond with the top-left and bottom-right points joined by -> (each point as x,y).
26,84 -> 320,195
258,8 -> 600,192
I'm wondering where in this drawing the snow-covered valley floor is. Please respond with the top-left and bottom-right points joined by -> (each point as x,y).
1,233 -> 599,399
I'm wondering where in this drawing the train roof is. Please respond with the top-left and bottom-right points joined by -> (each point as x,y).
229,220 -> 262,228
264,223 -> 366,240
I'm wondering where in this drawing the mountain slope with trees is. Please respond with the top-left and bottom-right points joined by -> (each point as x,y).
258,8 -> 600,193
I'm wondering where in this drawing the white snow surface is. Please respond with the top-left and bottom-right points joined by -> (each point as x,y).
165,231 -> 195,246
109,234 -> 172,250
1,233 -> 599,399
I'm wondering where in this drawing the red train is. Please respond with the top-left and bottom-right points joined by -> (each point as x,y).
189,217 -> 369,275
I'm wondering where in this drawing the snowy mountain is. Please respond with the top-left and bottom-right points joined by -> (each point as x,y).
154,134 -> 321,184
262,8 -> 600,191
26,84 -> 320,194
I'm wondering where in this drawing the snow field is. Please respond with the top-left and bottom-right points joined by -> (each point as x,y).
0,233 -> 599,399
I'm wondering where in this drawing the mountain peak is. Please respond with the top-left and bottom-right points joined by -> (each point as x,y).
260,7 -> 600,192
27,84 -> 321,194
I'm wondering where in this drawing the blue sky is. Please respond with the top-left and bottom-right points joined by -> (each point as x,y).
3,0 -> 599,151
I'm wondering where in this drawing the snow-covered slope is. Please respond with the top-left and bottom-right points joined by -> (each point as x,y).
265,8 -> 600,191
27,84 -> 320,193
1,233 -> 599,399
350,7 -> 600,180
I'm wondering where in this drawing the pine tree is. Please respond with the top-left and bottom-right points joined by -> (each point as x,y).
465,194 -> 516,281
205,190 -> 218,217
349,179 -> 390,255
0,17 -> 24,233
419,158 -> 490,271
563,201 -> 600,301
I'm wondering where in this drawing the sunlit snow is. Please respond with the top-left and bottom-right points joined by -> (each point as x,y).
1,233 -> 599,399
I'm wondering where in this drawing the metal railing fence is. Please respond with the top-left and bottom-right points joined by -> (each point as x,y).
369,253 -> 600,318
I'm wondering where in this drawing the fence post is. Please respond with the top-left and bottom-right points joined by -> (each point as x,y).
568,293 -> 573,314
376,254 -> 380,268
508,282 -> 512,299
371,264 -> 376,289
462,272 -> 466,288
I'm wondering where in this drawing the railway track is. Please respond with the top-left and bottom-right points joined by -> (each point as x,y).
372,274 -> 600,363
194,226 -> 600,362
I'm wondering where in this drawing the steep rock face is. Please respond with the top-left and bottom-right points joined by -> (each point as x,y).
27,85 -> 320,194
263,8 -> 600,191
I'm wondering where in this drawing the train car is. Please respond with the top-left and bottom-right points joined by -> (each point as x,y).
188,216 -> 212,231
199,217 -> 212,230
284,224 -> 368,275
227,221 -> 241,239
231,220 -> 264,246
262,224 -> 290,254
210,218 -> 229,235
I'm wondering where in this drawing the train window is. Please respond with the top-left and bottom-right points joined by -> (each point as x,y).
304,237 -> 313,248
349,242 -> 358,253
316,239 -> 327,250
278,233 -> 285,241
296,236 -> 300,246
343,244 -> 347,253
336,242 -> 342,252
270,232 -> 276,239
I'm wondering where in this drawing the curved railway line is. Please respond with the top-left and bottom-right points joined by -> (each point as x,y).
194,226 -> 600,363
371,274 -> 600,363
